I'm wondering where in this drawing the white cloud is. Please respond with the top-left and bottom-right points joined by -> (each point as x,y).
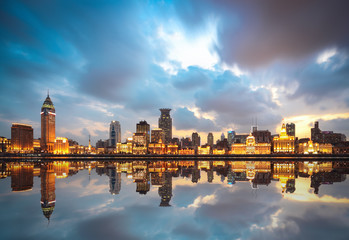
317,48 -> 337,64
188,194 -> 217,208
156,18 -> 219,74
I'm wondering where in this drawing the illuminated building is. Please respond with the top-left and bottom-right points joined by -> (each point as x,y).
333,141 -> 349,154
207,133 -> 214,147
33,139 -> 40,152
178,148 -> 195,155
192,132 -> 201,148
159,171 -> 172,207
167,144 -> 178,154
133,133 -> 147,154
148,139 -> 166,154
136,120 -> 150,144
273,162 -> 295,193
53,137 -> 69,154
0,136 -> 10,153
180,137 -> 192,148
298,161 -> 332,176
273,123 -> 295,153
41,93 -> 55,153
109,121 -> 121,147
159,108 -> 172,144
213,149 -> 225,154
198,161 -> 210,170
198,146 -> 210,155
53,161 -> 69,178
151,128 -> 165,143
116,140 -> 133,154
11,123 -> 33,153
132,161 -> 150,194
40,163 -> 56,221
298,140 -> 332,154
11,162 -> 34,192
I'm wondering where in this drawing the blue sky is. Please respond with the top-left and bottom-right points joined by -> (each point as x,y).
1,0 -> 349,145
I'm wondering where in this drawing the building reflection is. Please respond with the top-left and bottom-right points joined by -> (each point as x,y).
2,160 -> 349,211
11,162 -> 34,192
40,163 -> 56,221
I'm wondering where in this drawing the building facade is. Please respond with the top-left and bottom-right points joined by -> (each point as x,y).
41,94 -> 55,153
207,133 -> 214,147
158,108 -> 172,144
273,123 -> 295,153
11,123 -> 33,153
151,128 -> 165,143
136,120 -> 150,144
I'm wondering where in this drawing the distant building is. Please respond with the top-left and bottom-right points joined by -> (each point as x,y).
151,128 -> 165,143
221,133 -> 225,141
227,131 -> 235,146
192,132 -> 201,148
11,123 -> 33,153
109,121 -> 121,147
273,123 -> 295,153
198,146 -> 210,155
286,123 -> 296,137
136,120 -> 150,144
41,93 -> 55,153
207,133 -> 214,147
311,121 -> 346,144
180,137 -> 192,149
133,133 -> 147,154
158,108 -> 172,144
0,136 -> 10,153
252,127 -> 271,143
233,134 -> 249,144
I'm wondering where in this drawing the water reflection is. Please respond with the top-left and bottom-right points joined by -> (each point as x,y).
1,160 -> 348,226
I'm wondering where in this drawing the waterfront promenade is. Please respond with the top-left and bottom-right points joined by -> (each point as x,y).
1,153 -> 349,161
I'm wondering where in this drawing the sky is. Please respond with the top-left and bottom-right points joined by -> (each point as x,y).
1,0 -> 349,145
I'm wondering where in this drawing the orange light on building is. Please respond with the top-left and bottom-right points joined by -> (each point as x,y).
53,137 -> 69,154
198,146 -> 210,155
273,123 -> 295,153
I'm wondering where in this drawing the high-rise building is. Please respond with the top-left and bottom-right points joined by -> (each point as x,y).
41,93 -> 55,153
207,133 -> 214,147
11,123 -> 33,153
286,123 -> 296,137
192,132 -> 201,148
158,108 -> 172,144
136,121 -> 150,144
221,133 -> 225,141
151,128 -> 165,143
108,168 -> 121,195
227,131 -> 235,146
311,121 -> 346,144
109,121 -> 121,147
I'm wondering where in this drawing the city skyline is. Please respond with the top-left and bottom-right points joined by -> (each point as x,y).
1,1 -> 349,146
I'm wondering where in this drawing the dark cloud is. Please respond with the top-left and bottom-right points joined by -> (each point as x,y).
291,52 -> 349,103
174,0 -> 349,68
194,71 -> 281,128
173,107 -> 218,132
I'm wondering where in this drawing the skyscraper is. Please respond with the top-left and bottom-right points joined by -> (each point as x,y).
192,132 -> 201,147
151,128 -> 165,143
158,108 -> 172,144
286,123 -> 296,137
207,133 -> 214,147
136,120 -> 150,144
109,121 -> 121,147
227,131 -> 235,146
41,93 -> 55,153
